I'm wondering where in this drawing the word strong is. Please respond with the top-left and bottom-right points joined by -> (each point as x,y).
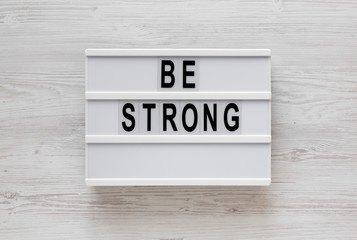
121,102 -> 239,133
119,59 -> 241,134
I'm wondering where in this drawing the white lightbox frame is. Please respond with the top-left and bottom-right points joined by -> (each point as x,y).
85,49 -> 271,186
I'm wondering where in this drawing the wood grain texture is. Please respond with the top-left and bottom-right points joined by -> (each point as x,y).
1,0 -> 357,239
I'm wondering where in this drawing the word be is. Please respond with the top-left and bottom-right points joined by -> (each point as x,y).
161,59 -> 197,89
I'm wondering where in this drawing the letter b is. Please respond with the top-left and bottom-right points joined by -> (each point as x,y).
161,60 -> 175,88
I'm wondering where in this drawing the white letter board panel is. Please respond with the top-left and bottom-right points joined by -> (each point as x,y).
85,49 -> 271,186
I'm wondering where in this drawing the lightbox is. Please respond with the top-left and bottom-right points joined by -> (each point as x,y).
85,49 -> 271,186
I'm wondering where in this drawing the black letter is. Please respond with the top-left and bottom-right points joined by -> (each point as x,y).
122,103 -> 135,132
224,103 -> 239,131
183,60 -> 195,88
143,103 -> 156,131
182,103 -> 198,132
203,103 -> 217,131
163,103 -> 178,131
161,60 -> 175,88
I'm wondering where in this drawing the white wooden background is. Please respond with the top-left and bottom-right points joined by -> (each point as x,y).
1,0 -> 357,239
